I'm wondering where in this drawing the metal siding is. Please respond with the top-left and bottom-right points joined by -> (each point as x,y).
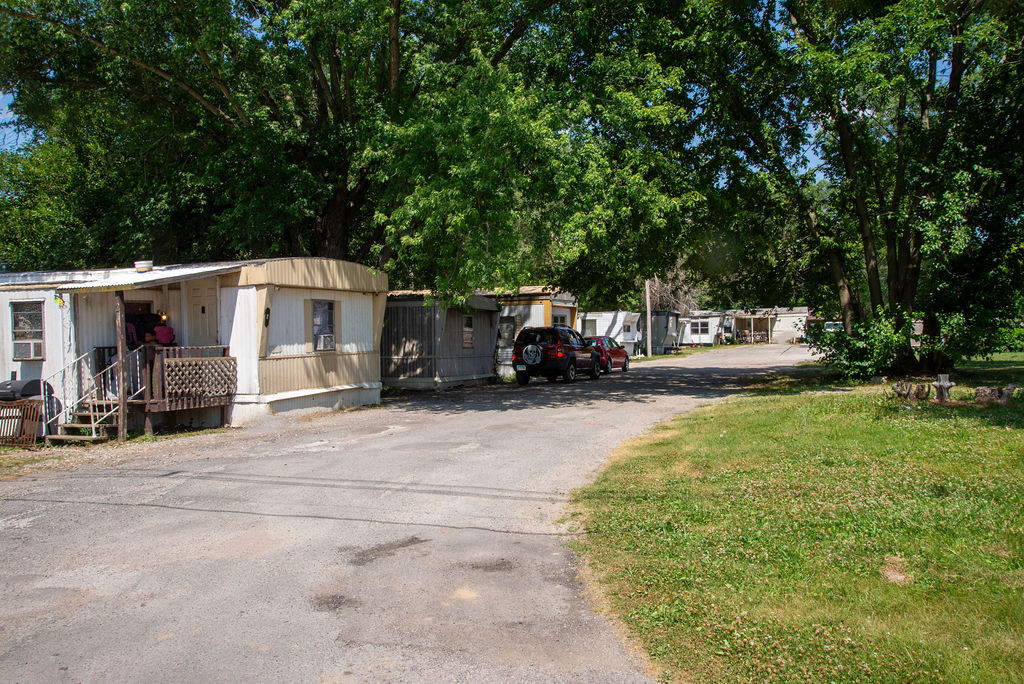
0,289 -> 69,382
380,302 -> 436,380
220,286 -> 261,395
266,288 -> 307,357
259,352 -> 379,395
340,292 -> 374,352
436,308 -> 497,381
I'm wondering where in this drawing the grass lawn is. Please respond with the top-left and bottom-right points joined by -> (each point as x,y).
571,355 -> 1024,682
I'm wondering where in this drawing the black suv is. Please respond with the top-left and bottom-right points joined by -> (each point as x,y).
511,326 -> 600,385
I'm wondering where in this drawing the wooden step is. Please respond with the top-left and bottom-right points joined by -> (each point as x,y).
71,411 -> 117,422
46,434 -> 108,444
58,422 -> 112,433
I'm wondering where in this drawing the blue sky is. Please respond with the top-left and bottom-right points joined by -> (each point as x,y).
1,92 -> 27,151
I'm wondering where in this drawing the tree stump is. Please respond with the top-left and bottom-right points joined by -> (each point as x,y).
932,374 -> 956,402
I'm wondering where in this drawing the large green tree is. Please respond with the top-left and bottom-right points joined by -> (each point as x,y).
1,0 -> 583,293
575,0 -> 1023,367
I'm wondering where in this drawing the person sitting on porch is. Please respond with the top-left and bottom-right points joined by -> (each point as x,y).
153,325 -> 175,345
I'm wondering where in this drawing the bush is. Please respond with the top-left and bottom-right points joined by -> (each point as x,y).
807,313 -> 913,379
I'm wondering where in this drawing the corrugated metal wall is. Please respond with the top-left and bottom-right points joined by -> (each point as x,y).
380,303 -> 436,380
220,286 -> 260,395
436,308 -> 498,380
259,351 -> 379,395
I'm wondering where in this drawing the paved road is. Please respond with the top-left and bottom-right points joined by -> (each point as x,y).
0,344 -> 811,683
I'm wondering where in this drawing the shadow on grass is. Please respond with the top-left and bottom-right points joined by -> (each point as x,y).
739,364 -> 852,395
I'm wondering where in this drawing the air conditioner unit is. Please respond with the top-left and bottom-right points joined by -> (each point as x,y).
13,341 -> 43,361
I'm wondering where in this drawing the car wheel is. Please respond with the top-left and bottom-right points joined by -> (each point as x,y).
603,358 -> 613,374
516,371 -> 530,386
588,355 -> 600,379
622,357 -> 629,372
563,362 -> 576,383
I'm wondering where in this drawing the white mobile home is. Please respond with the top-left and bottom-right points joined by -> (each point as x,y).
575,311 -> 642,355
0,258 -> 387,440
680,310 -> 728,346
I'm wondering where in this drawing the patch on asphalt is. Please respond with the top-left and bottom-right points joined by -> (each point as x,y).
466,558 -> 517,572
311,594 -> 361,612
347,535 -> 428,566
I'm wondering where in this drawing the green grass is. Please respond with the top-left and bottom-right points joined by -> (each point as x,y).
571,359 -> 1024,682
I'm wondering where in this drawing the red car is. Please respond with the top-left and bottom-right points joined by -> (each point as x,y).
585,336 -> 630,373
512,326 -> 601,385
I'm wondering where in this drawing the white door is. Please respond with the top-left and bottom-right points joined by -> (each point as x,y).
188,279 -> 218,346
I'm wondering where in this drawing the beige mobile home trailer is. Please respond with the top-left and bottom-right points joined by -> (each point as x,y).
0,258 -> 387,441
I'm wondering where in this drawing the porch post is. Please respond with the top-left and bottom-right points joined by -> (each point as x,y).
114,291 -> 128,442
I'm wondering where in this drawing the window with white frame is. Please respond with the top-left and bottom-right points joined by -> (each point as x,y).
552,313 -> 568,326
462,314 -> 474,348
691,321 -> 709,335
11,301 -> 44,360
311,300 -> 335,351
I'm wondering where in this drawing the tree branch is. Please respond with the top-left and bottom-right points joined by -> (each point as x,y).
1,6 -> 238,126
490,0 -> 557,67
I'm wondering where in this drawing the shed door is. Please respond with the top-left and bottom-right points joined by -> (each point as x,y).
188,279 -> 218,346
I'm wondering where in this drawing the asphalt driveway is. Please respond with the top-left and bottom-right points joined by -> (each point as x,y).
0,344 -> 812,682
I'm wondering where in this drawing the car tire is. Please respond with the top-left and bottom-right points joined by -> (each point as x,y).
516,371 -> 530,386
622,357 -> 629,372
588,355 -> 600,379
603,358 -> 613,374
563,362 -> 576,383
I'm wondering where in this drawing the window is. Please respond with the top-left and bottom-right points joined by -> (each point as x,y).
462,315 -> 474,348
583,319 -> 597,337
311,300 -> 335,351
11,301 -> 44,360
552,313 -> 567,326
624,324 -> 631,333
691,321 -> 709,335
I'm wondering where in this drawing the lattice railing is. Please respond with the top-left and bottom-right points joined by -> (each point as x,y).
163,357 -> 237,397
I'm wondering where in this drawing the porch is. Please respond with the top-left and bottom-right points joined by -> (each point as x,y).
45,344 -> 237,442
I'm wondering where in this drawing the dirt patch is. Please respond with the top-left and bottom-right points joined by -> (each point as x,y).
881,555 -> 913,585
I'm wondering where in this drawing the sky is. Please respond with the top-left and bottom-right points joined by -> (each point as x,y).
1,92 -> 27,151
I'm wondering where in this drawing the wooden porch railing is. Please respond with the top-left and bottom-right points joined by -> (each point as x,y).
96,345 -> 237,412
144,346 -> 237,411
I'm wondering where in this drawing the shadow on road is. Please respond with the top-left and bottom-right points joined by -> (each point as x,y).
384,360 -> 805,415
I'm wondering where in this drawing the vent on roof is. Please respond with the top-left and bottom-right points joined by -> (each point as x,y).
135,260 -> 153,273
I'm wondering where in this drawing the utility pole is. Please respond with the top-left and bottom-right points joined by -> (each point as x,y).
645,279 -> 653,357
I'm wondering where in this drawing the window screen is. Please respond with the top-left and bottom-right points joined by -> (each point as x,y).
311,300 -> 335,351
11,301 -> 44,360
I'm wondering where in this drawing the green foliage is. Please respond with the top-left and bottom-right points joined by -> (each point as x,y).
807,311 -> 915,379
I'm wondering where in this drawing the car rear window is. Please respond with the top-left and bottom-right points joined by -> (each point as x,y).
516,329 -> 558,344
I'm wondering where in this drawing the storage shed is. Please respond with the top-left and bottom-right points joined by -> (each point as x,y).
381,292 -> 500,389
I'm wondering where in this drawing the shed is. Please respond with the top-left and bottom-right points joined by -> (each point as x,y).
381,292 -> 500,389
0,257 -> 387,441
639,310 -> 682,354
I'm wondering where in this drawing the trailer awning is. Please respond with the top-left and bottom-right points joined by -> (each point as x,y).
56,263 -> 245,293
